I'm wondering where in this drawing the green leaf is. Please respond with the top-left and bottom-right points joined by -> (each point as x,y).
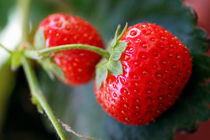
34,28 -> 45,50
11,50 -> 23,70
0,0 -> 15,30
107,60 -> 123,76
40,58 -> 64,80
96,61 -> 108,90
30,0 -> 69,29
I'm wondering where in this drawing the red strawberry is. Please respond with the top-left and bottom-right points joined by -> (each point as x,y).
95,23 -> 192,125
37,13 -> 104,86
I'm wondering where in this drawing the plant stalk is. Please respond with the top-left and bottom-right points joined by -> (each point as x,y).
19,0 -> 31,43
18,0 -> 68,139
22,57 -> 67,140
38,44 -> 110,60
0,44 -> 13,54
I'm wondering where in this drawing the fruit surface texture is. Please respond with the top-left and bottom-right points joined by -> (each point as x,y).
95,23 -> 192,125
38,13 -> 104,85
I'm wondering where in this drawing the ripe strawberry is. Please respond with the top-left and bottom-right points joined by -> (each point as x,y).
95,23 -> 192,125
37,13 -> 104,86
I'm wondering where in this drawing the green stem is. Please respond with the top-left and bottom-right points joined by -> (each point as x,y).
38,44 -> 110,60
19,0 -> 31,43
0,44 -> 13,54
22,57 -> 67,140
18,0 -> 68,139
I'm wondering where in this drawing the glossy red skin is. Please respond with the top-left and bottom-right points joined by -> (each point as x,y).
38,13 -> 104,86
95,23 -> 192,125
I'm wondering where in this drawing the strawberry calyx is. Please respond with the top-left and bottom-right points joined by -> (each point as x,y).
110,23 -> 128,48
95,23 -> 128,90
0,43 -> 23,70
33,28 -> 66,79
39,58 -> 65,80
34,27 -> 45,50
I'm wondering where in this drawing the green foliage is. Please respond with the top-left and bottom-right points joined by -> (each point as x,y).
29,0 -> 58,29
0,0 -> 15,30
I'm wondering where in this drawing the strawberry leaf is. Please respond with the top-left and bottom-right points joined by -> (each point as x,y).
0,0 -> 15,30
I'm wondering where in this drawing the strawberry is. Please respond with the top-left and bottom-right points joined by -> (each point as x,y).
36,13 -> 104,86
95,23 -> 192,125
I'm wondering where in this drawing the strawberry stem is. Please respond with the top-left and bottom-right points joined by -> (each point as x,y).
38,44 -> 110,60
18,0 -> 68,140
19,0 -> 30,44
22,57 -> 67,140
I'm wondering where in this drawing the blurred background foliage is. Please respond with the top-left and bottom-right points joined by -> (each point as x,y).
0,0 -> 209,140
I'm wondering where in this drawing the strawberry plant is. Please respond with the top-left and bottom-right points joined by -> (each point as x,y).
0,0 -> 209,140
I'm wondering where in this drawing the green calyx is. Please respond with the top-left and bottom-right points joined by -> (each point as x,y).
33,28 -> 65,80
0,43 -> 24,71
96,23 -> 128,90
34,28 -> 45,50
39,58 -> 65,80
11,49 -> 23,71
